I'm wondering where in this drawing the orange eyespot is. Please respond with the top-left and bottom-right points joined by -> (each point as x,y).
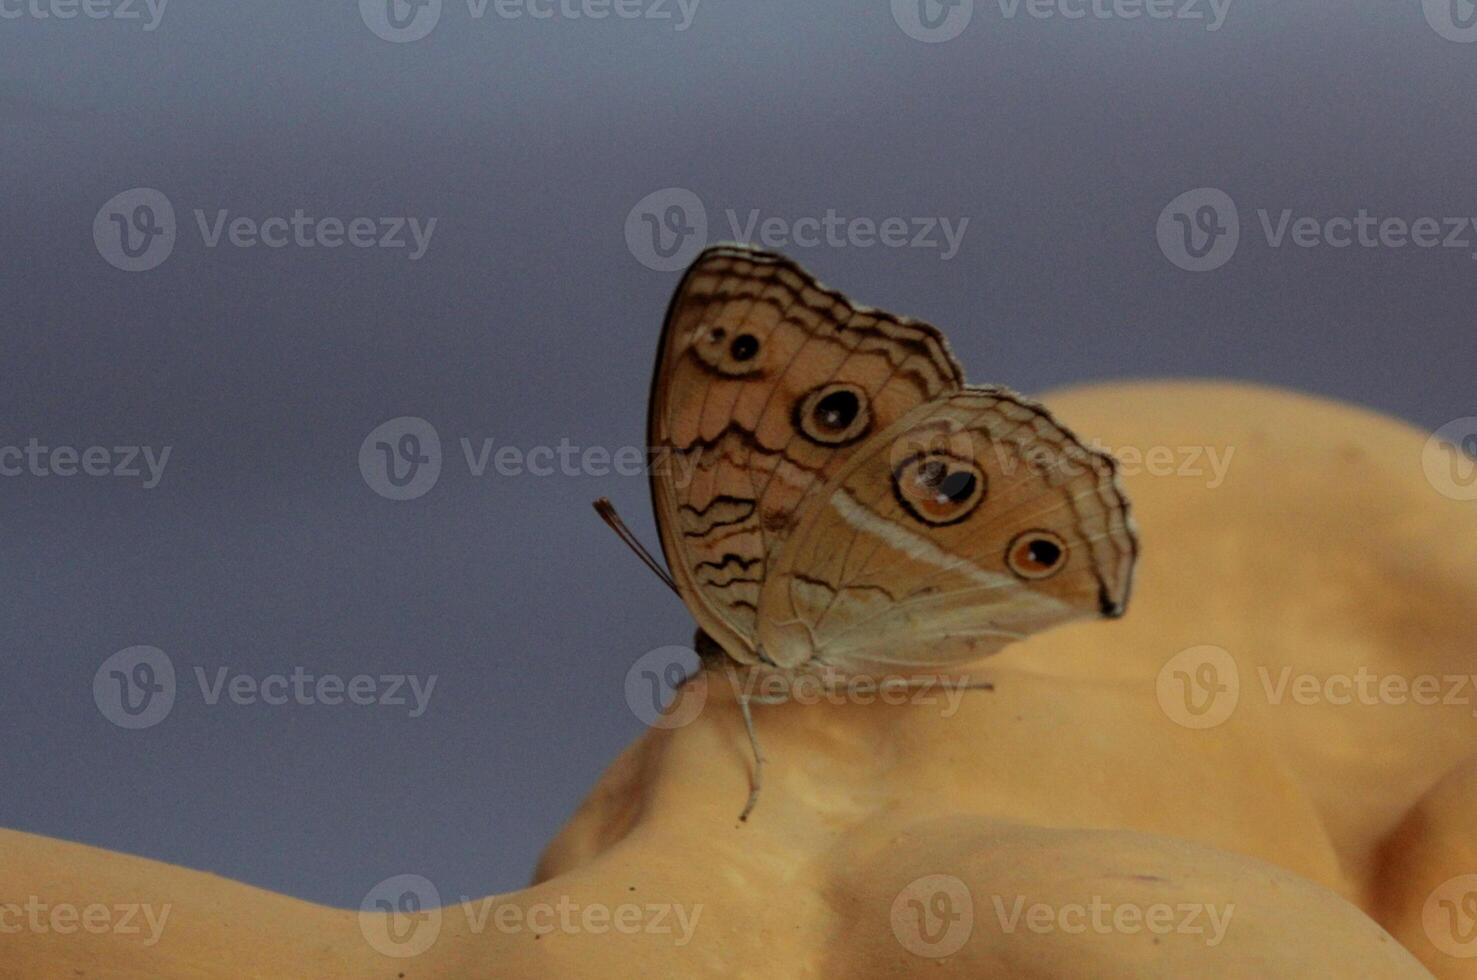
892,451 -> 986,526
795,382 -> 871,446
1006,530 -> 1068,580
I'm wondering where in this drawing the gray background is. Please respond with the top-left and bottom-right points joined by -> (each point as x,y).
2,0 -> 1473,907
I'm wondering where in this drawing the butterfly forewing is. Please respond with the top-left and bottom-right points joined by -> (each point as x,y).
648,245 -> 965,663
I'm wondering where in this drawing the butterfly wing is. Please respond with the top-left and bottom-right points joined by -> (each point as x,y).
756,387 -> 1138,674
648,244 -> 964,663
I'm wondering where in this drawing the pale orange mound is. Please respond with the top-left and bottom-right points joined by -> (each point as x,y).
3,381 -> 1474,978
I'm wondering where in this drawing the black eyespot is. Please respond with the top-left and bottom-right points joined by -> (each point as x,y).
891,451 -> 987,526
1006,530 -> 1068,580
729,334 -> 759,361
795,382 -> 871,446
1027,538 -> 1060,566
812,389 -> 859,433
692,324 -> 761,378
937,470 -> 978,504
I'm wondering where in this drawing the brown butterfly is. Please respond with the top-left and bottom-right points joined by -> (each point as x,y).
599,244 -> 1137,818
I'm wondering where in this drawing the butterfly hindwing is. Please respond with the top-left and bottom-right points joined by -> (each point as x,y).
755,387 -> 1138,674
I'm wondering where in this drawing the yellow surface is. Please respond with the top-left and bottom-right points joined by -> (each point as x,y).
4,381 -> 1474,978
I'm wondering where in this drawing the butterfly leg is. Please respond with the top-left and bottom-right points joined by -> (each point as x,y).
735,691 -> 765,822
717,660 -> 767,822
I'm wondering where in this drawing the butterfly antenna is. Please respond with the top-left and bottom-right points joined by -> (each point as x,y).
592,498 -> 679,596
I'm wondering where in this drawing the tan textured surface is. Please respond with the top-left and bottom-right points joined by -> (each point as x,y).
4,381 -> 1474,978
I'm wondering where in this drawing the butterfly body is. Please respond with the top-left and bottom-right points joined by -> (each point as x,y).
646,244 -> 1138,683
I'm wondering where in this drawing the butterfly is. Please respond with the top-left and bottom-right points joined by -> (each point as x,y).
598,243 -> 1138,818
